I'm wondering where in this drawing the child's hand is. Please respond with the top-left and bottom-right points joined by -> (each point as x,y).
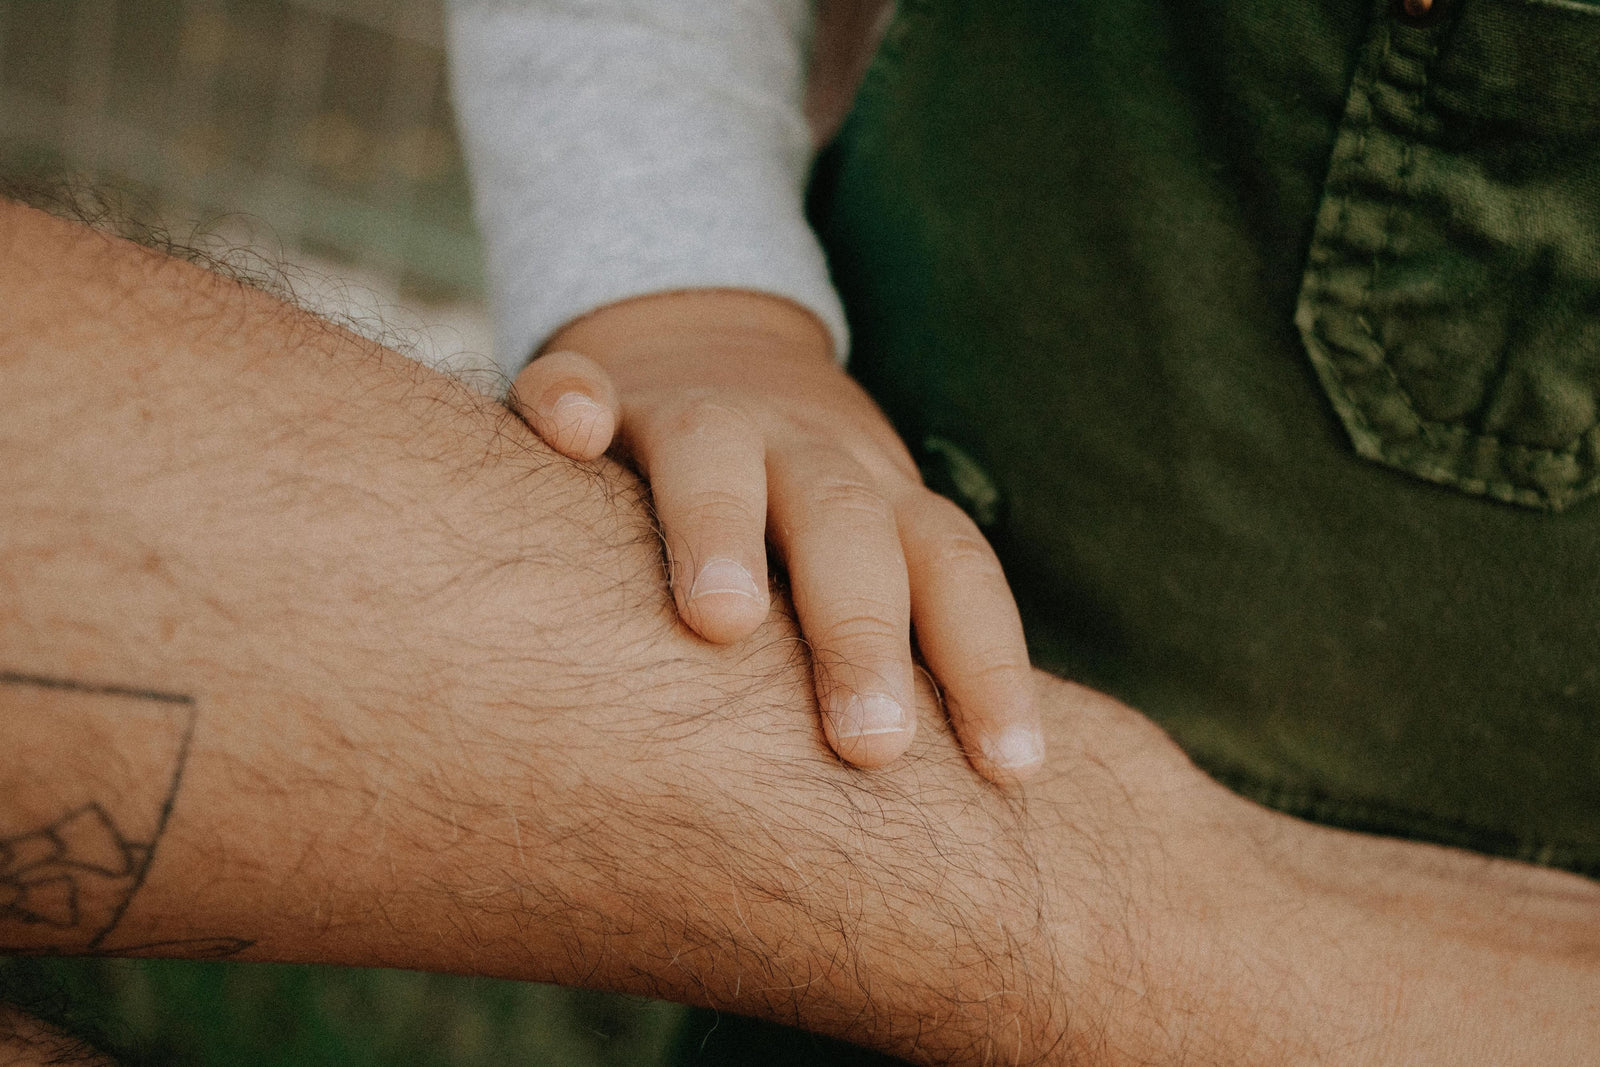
511,290 -> 1042,783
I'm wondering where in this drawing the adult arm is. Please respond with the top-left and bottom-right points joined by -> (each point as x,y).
2,200 -> 1598,1064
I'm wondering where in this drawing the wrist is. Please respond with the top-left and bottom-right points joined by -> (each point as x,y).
539,288 -> 837,387
1116,756 -> 1600,1066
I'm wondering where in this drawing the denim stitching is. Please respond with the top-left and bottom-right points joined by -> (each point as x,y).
1305,3 -> 1597,508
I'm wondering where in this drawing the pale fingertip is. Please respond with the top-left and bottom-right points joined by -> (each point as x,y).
688,557 -> 764,604
978,723 -> 1046,783
681,557 -> 769,643
539,390 -> 615,460
824,692 -> 914,769
511,349 -> 619,459
546,390 -> 604,420
830,692 -> 907,737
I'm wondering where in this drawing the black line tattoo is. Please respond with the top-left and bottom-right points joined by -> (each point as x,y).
0,670 -> 251,958
0,671 -> 193,707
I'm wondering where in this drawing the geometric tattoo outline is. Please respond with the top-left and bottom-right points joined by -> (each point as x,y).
0,670 -> 251,957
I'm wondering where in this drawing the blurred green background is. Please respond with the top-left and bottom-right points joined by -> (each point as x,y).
0,1 -> 910,1062
0,954 -> 906,1064
1,957 -> 685,1065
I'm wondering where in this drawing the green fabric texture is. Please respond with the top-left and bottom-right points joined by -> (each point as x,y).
810,0 -> 1600,874
1299,0 -> 1600,509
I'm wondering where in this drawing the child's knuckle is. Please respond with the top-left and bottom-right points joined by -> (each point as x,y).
667,395 -> 756,441
806,475 -> 891,526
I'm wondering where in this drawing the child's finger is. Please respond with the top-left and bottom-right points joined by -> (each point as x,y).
627,396 -> 770,644
768,445 -> 916,770
898,491 -> 1040,784
511,350 -> 619,461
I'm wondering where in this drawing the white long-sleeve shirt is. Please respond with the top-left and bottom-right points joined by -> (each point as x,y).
446,0 -> 872,379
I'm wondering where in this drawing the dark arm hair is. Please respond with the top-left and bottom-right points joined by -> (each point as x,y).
2,196 -> 1598,1066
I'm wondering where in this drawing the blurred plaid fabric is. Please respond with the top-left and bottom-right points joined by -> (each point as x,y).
0,0 -> 479,302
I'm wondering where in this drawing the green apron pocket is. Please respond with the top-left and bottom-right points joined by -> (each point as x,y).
1296,0 -> 1600,508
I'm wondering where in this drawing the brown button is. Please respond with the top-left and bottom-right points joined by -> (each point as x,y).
1403,0 -> 1432,14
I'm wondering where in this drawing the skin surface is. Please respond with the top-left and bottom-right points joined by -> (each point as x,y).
0,1006 -> 114,1067
3,199 -> 1600,1064
517,290 -> 1041,783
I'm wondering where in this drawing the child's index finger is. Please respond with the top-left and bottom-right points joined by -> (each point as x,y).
624,393 -> 771,645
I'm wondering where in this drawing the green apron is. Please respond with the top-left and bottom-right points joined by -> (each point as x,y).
811,0 -> 1600,875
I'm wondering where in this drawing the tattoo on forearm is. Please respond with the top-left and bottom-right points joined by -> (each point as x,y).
0,670 -> 250,958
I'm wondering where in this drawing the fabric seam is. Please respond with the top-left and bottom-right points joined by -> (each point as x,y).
1301,6 -> 1597,509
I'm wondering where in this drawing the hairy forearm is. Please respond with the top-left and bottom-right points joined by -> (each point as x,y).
3,200 -> 1598,1065
0,199 -> 1078,1058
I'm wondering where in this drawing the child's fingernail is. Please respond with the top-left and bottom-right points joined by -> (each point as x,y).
688,558 -> 763,603
983,724 -> 1045,769
543,391 -> 604,420
829,693 -> 907,739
